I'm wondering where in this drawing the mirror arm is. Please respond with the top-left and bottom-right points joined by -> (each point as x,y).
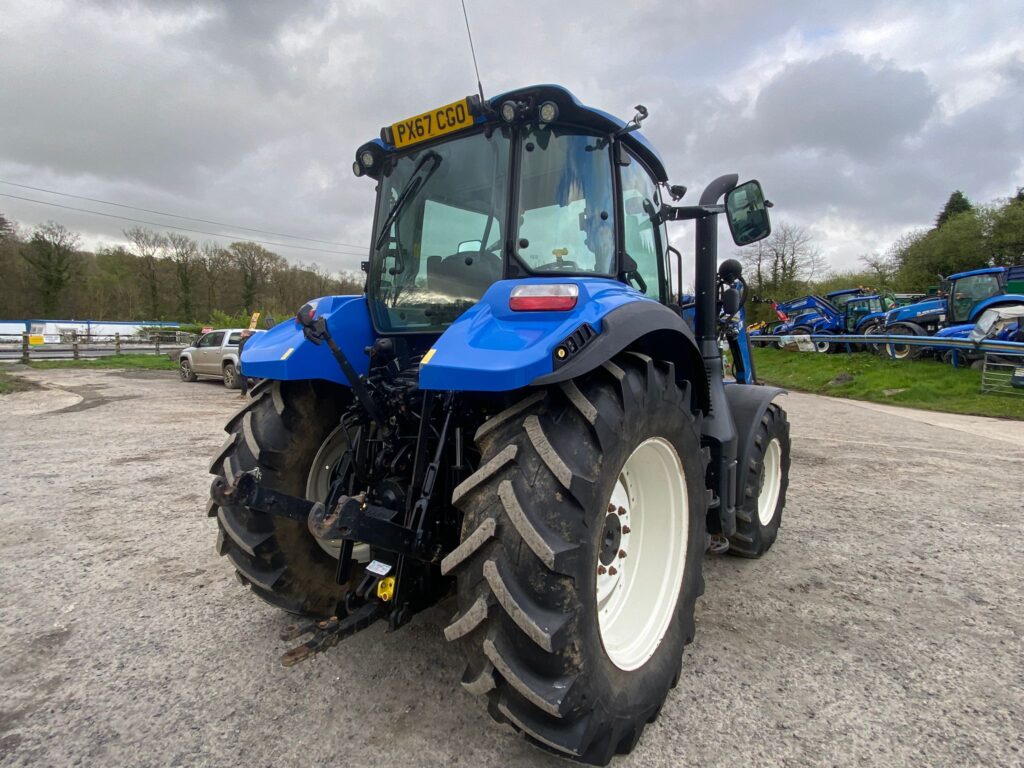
659,204 -> 724,223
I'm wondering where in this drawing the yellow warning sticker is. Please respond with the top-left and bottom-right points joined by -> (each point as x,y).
420,348 -> 437,365
280,347 -> 295,361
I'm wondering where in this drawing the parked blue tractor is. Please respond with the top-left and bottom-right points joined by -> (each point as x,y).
882,265 -> 1024,359
207,85 -> 791,764
754,288 -> 894,352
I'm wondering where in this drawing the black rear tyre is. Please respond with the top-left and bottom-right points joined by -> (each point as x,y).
728,403 -> 791,557
208,379 -> 350,617
442,353 -> 707,765
222,362 -> 240,389
861,321 -> 884,353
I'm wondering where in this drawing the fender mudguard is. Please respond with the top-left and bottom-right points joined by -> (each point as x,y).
967,294 -> 1024,323
419,277 -> 708,408
725,382 -> 786,521
239,295 -> 375,386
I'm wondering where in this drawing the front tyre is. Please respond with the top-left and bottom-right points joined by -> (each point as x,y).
179,358 -> 197,382
885,322 -> 926,360
728,402 -> 791,557
442,354 -> 707,764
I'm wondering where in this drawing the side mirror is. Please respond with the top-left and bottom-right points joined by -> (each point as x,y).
725,180 -> 771,246
457,239 -> 482,253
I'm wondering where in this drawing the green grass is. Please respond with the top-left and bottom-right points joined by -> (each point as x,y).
0,369 -> 38,395
27,354 -> 177,371
752,347 -> 1024,420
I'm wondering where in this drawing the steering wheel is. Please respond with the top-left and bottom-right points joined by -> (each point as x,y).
534,260 -> 580,271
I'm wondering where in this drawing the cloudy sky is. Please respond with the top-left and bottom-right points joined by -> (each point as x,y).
1,0 -> 1023,279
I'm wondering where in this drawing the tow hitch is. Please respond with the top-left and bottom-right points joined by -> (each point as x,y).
210,470 -> 440,663
278,596 -> 386,666
210,471 -> 435,562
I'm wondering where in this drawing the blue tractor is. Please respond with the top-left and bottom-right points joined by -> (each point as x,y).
208,85 -> 791,764
765,288 -> 892,352
882,265 -> 1024,359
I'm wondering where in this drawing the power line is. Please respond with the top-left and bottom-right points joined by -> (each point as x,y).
0,179 -> 367,250
0,192 -> 368,257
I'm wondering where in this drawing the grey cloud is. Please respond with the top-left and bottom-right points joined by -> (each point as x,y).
1,0 -> 1022,275
752,52 -> 936,159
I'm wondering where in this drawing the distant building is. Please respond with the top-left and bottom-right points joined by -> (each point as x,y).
0,319 -> 181,343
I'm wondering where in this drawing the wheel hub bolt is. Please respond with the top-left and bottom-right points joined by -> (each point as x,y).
607,503 -> 616,513
608,566 -> 618,576
618,549 -> 627,559
617,506 -> 626,516
621,525 -> 631,534
597,565 -> 607,575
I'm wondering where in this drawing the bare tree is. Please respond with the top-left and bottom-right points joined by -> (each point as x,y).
860,252 -> 897,286
229,241 -> 283,312
21,222 -> 80,315
737,221 -> 823,297
123,226 -> 167,318
0,212 -> 16,241
166,232 -> 200,319
198,241 -> 232,315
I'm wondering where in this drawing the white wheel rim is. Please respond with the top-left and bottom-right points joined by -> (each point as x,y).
306,425 -> 369,562
596,437 -> 688,672
757,438 -> 782,526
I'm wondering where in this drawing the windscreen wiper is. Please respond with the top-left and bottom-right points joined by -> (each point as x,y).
374,151 -> 442,252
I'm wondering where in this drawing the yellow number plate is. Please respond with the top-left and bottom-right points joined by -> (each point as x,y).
390,97 -> 475,149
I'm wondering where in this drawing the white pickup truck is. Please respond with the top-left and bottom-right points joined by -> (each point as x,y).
178,328 -> 262,388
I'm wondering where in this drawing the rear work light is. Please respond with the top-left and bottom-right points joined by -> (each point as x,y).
509,284 -> 579,311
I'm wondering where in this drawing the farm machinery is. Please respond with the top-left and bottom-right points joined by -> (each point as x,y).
207,84 -> 791,764
882,265 -> 1024,360
752,288 -> 894,352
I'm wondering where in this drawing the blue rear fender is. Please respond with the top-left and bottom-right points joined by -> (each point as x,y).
967,294 -> 1024,323
419,277 -> 684,392
240,295 -> 376,386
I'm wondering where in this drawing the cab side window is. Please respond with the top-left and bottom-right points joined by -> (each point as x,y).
619,155 -> 663,300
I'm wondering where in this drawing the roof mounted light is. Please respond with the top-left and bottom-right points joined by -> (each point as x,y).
352,161 -> 363,177
359,150 -> 375,168
538,101 -> 559,124
509,283 -> 579,312
500,100 -> 518,123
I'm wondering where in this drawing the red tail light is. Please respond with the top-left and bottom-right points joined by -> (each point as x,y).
509,284 -> 578,312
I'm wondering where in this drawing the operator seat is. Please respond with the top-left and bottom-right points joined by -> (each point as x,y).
426,251 -> 502,303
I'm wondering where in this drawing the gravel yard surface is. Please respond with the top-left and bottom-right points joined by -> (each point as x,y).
1,368 -> 1021,767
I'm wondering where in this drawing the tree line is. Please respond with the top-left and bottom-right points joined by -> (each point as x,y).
0,215 -> 363,324
738,188 -> 1024,319
3,187 -> 1022,325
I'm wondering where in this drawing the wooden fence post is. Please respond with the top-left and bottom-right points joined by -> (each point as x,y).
155,337 -> 161,356
115,333 -> 121,355
21,333 -> 29,364
72,331 -> 80,361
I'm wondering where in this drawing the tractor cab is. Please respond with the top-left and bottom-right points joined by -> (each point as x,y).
825,287 -> 870,310
843,292 -> 895,332
944,268 -> 1008,324
353,85 -> 763,336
